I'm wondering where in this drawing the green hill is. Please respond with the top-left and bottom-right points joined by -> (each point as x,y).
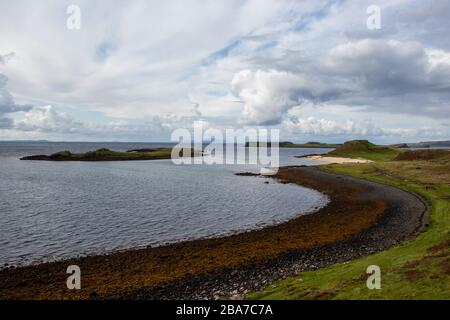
328,140 -> 401,161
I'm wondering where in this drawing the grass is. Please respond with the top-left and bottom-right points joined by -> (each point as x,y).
394,149 -> 450,161
329,148 -> 401,161
246,149 -> 450,300
328,140 -> 402,161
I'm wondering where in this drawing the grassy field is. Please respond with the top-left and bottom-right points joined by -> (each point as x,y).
247,148 -> 450,299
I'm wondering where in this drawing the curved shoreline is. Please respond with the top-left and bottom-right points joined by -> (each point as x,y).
0,166 -> 427,299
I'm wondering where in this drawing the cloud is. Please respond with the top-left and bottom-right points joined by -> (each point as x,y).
14,105 -> 83,133
231,69 -> 302,125
326,39 -> 450,93
9,104 -> 207,140
284,116 -> 380,136
283,116 -> 449,139
0,52 -> 15,64
0,116 -> 14,129
230,38 -> 450,126
1,1 -> 449,142
323,39 -> 450,117
0,74 -> 33,115
0,57 -> 33,127
190,102 -> 202,117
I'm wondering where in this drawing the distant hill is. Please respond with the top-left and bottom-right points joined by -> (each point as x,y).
245,141 -> 340,148
328,140 -> 401,161
404,140 -> 450,148
280,141 -> 341,148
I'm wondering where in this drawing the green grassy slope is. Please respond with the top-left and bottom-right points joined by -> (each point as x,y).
247,150 -> 450,300
328,140 -> 402,161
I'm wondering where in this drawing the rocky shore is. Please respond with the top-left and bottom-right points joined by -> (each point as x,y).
0,166 -> 427,300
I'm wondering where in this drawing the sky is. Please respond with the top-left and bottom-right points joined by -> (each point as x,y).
0,0 -> 449,143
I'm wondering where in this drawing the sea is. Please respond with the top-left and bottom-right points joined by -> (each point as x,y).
0,141 -> 332,266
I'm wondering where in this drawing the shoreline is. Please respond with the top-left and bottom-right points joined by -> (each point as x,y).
2,191 -> 329,270
298,155 -> 373,164
0,166 -> 427,299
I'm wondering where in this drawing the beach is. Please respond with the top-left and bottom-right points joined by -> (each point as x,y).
301,155 -> 373,164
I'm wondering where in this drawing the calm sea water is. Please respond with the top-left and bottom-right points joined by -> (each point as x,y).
0,141 -> 331,266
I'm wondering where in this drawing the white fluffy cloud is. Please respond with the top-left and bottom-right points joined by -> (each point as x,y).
283,116 -> 448,141
229,38 -> 450,126
231,70 -> 302,125
284,117 -> 379,136
14,105 -> 83,133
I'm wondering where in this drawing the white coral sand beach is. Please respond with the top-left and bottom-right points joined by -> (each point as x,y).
304,155 -> 373,164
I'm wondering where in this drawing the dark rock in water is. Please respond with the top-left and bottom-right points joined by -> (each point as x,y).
234,172 -> 260,176
20,155 -> 51,160
295,154 -> 321,158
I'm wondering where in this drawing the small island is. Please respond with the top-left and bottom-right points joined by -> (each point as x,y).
20,147 -> 199,161
280,141 -> 341,148
245,141 -> 341,148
